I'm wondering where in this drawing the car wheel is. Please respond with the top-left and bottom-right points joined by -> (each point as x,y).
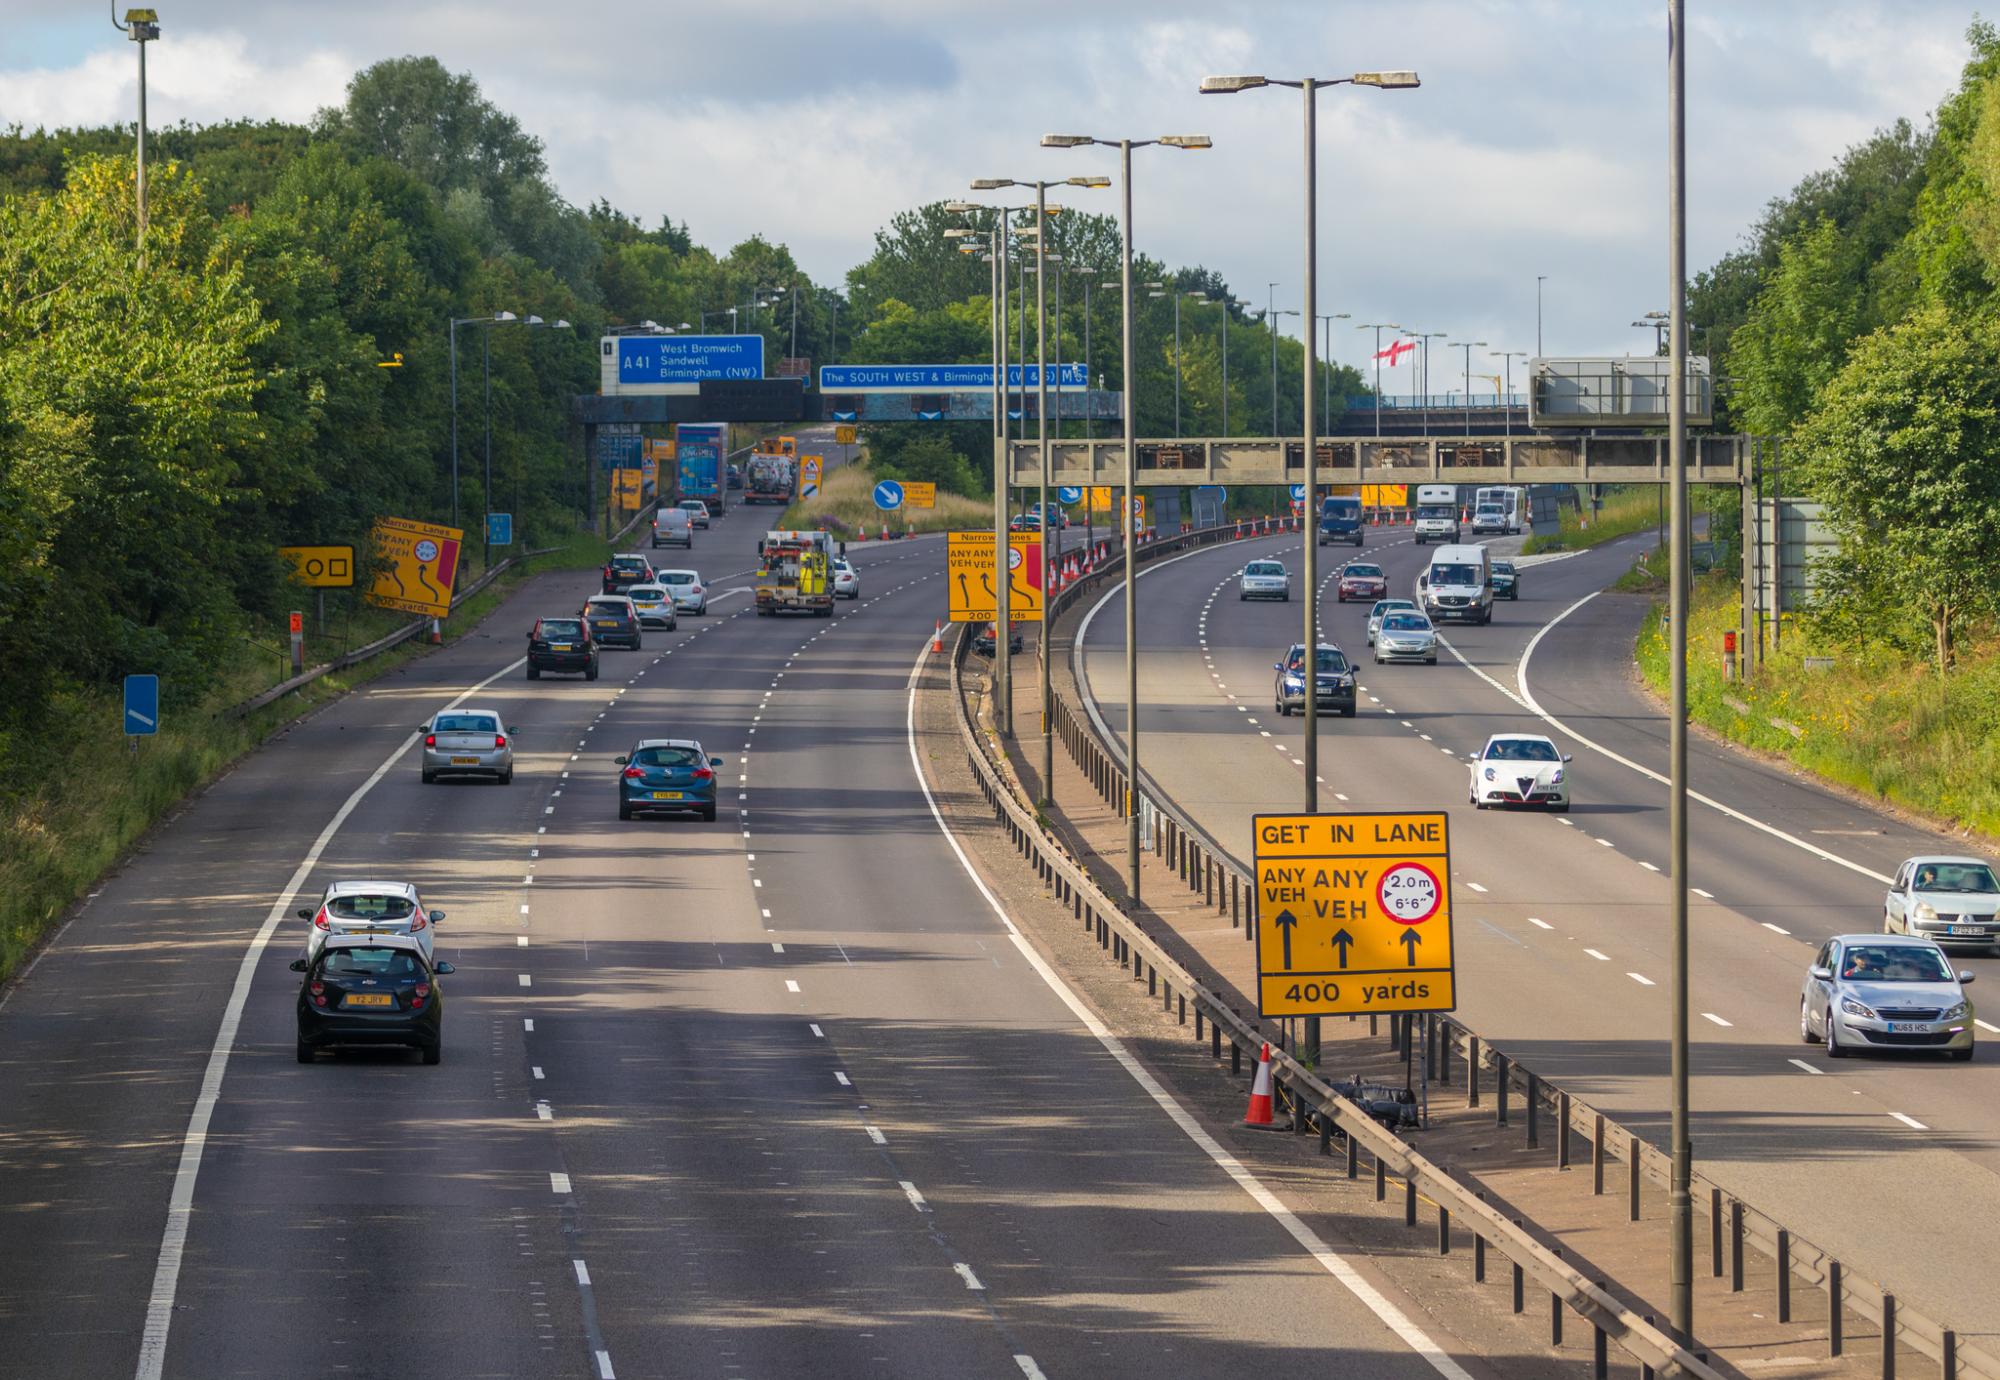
1240,593 -> 1247,601
1553,800 -> 1571,814
421,768 -> 437,784
1950,1044 -> 1974,1061
1426,656 -> 1437,665
422,1043 -> 442,1067
1825,1018 -> 1849,1059
500,770 -> 514,785
1800,998 -> 1820,1043
619,802 -> 633,821
296,1037 -> 313,1064
585,665 -> 599,682
527,664 -> 541,680
702,805 -> 717,822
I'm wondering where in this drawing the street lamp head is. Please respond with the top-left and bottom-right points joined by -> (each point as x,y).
494,311 -> 518,323
124,7 -> 159,39
1159,135 -> 1213,149
1040,134 -> 1095,148
1332,312 -> 1351,319
943,200 -> 981,213
524,315 -> 544,325
553,320 -> 572,330
1200,75 -> 1267,93
1065,175 -> 1112,189
640,319 -> 661,331
1351,70 -> 1421,89
970,178 -> 1010,190
942,228 -> 975,239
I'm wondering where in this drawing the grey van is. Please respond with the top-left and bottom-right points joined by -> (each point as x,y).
652,507 -> 694,549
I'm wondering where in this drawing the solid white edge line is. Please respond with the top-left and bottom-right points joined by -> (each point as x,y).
133,653 -> 529,1380
904,631 -> 1475,1380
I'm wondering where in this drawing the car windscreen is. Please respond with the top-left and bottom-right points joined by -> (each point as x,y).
1917,864 -> 2000,893
633,746 -> 703,768
1418,505 -> 1455,518
321,946 -> 423,978
1431,564 -> 1481,586
1245,562 -> 1285,576
1381,615 -> 1429,632
1289,649 -> 1348,673
1492,562 -> 1515,575
1476,505 -> 1502,515
1371,600 -> 1414,616
433,714 -> 497,733
1840,945 -> 1952,982
538,620 -> 583,639
326,895 -> 416,921
1344,565 -> 1383,578
1486,740 -> 1559,762
627,586 -> 665,599
1321,499 -> 1358,514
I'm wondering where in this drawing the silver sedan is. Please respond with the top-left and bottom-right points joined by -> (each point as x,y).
421,706 -> 515,784
1801,934 -> 1975,1060
1373,611 -> 1437,665
1239,559 -> 1291,601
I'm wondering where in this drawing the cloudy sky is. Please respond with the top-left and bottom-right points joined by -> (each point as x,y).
0,2 -> 1976,379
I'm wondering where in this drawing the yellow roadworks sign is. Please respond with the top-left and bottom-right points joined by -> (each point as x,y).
1252,811 -> 1455,1018
279,545 -> 355,588
834,425 -> 858,445
903,481 -> 936,509
946,530 -> 1042,623
365,517 -> 462,618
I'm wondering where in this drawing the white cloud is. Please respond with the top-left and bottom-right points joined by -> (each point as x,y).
0,31 -> 352,130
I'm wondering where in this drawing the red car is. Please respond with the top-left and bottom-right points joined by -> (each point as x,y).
1337,561 -> 1388,603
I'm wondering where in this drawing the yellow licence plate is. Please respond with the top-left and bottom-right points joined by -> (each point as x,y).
451,756 -> 479,764
550,643 -> 573,651
651,791 -> 684,800
344,993 -> 394,1007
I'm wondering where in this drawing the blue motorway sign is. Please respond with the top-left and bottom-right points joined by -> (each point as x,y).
1289,483 -> 1307,501
486,513 -> 513,546
124,674 -> 159,737
873,480 -> 905,511
1057,486 -> 1084,505
917,411 -> 943,421
818,362 -> 1087,393
615,334 -> 764,385
831,410 -> 858,422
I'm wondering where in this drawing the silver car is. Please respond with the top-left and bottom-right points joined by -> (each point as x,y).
625,583 -> 680,629
297,880 -> 442,963
1366,598 -> 1418,645
1801,933 -> 1975,1060
1239,559 -> 1291,601
1373,611 -> 1437,665
421,706 -> 514,784
1884,856 -> 2000,948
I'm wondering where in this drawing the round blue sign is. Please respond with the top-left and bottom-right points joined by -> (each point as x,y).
1057,485 -> 1084,505
1289,483 -> 1307,501
873,479 -> 905,511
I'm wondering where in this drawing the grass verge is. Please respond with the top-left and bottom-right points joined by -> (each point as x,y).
778,460 -> 989,535
1636,577 -> 2000,843
0,528 -> 615,983
1522,487 -> 1668,555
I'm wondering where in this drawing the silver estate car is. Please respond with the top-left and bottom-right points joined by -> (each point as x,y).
1373,611 -> 1437,665
1884,856 -> 2000,947
1801,933 -> 1975,1061
1239,559 -> 1291,601
421,706 -> 515,784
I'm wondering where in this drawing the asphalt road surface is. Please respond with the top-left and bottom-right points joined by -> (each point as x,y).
1077,522 -> 2000,1336
0,513 -> 1483,1378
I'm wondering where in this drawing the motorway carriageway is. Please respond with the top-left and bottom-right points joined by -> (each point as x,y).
0,504 -> 1489,1378
1077,522 -> 2000,1337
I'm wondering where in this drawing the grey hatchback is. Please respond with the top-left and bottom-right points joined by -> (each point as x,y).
1801,933 -> 1975,1060
421,707 -> 514,784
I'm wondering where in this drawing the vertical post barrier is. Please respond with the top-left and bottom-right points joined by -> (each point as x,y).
1437,1203 -> 1450,1255
1557,1092 -> 1570,1169
1346,1130 -> 1358,1179
1404,1176 -> 1416,1226
1827,1258 -> 1842,1357
1593,1115 -> 1606,1195
1880,1293 -> 1895,1380
1474,1232 -> 1486,1283
1496,1056 -> 1509,1124
1776,1228 -> 1791,1323
1730,1201 -> 1743,1292
1468,1036 -> 1481,1107
1526,1073 -> 1539,1147
1710,1188 -> 1723,1278
1629,1136 -> 1642,1222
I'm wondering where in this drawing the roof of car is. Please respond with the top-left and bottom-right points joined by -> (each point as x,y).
587,594 -> 634,604
1904,855 -> 1992,867
325,880 -> 419,898
320,932 -> 427,954
631,737 -> 702,751
1484,733 -> 1557,744
612,552 -> 652,561
1830,932 -> 1946,947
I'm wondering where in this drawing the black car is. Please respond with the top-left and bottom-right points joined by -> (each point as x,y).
527,616 -> 599,680
1490,560 -> 1520,600
973,621 -> 1024,656
582,596 -> 642,649
602,553 -> 655,594
292,935 -> 451,1065
1274,642 -> 1357,718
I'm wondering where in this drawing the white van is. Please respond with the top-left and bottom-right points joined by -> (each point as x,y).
1413,483 -> 1460,545
1419,544 -> 1492,625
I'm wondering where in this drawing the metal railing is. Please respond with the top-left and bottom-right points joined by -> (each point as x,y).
1034,523 -> 1997,1380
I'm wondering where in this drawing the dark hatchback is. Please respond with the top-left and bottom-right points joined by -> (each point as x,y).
602,554 -> 655,595
292,935 -> 452,1065
1274,642 -> 1357,718
618,739 -> 724,821
582,596 -> 642,649
527,617 -> 599,680
1490,560 -> 1520,600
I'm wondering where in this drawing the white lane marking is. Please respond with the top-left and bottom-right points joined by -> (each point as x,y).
785,980 -> 800,993
809,1023 -> 823,1037
536,1102 -> 553,1121
573,1259 -> 591,1286
900,1181 -> 929,1211
1014,1358 -> 1049,1380
1334,792 -> 1349,802
753,878 -> 763,888
519,974 -> 532,988
1583,949 -> 1610,961
761,908 -> 772,919
519,904 -> 531,915
904,632 -> 1475,1380
771,941 -> 785,953
1628,972 -> 1655,986
1693,888 -> 1714,900
1890,1112 -> 1929,1131
865,1125 -> 887,1145
1701,1012 -> 1733,1028
1639,861 -> 1660,872
1977,1019 -> 2000,1034
1510,592 -> 1896,888
1465,882 -> 1487,893
532,1067 -> 545,1080
524,1019 -> 534,1033
517,936 -> 529,947
1787,1058 -> 1824,1075
835,1071 -> 851,1087
1762,922 -> 1790,935
1595,837 -> 1614,847
596,1351 -> 616,1380
1527,918 -> 1553,930
551,1172 -> 572,1194
954,1263 -> 986,1291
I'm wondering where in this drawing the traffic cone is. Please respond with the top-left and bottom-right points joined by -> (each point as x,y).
856,527 -> 867,542
931,620 -> 943,655
882,524 -> 891,542
429,618 -> 442,645
1243,1043 -> 1278,1127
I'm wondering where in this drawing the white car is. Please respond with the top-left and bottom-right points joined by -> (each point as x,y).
1468,733 -> 1571,811
624,584 -> 680,629
297,880 -> 442,964
833,558 -> 860,599
1366,598 -> 1417,645
653,569 -> 707,615
1885,856 -> 2000,948
678,499 -> 712,529
1239,559 -> 1290,601
1373,611 -> 1437,665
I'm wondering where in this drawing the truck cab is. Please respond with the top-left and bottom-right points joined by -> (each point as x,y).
755,530 -> 834,617
1413,484 -> 1460,546
1317,494 -> 1364,547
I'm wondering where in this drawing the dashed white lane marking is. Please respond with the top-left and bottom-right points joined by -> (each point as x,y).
532,1067 -> 545,1080
536,1102 -> 554,1121
1701,1012 -> 1733,1028
573,1259 -> 591,1286
1627,972 -> 1655,986
1977,1019 -> 2000,1034
1638,861 -> 1660,872
1015,1358 -> 1050,1380
1693,888 -> 1715,900
1595,837 -> 1614,847
524,1019 -> 534,1032
834,1071 -> 851,1087
1890,1112 -> 1929,1131
518,974 -> 532,988
761,908 -> 772,919
596,1351 -> 616,1380
1787,1058 -> 1824,1075
865,1125 -> 887,1145
900,1181 -> 929,1211
771,941 -> 785,953
954,1263 -> 986,1291
517,936 -> 529,947
1583,949 -> 1610,962
1465,882 -> 1487,893
1762,923 -> 1790,936
809,1023 -> 824,1037
785,980 -> 800,993
1527,918 -> 1553,930
519,903 -> 531,915
550,1172 -> 571,1194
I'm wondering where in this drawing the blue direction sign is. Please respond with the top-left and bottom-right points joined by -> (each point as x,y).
124,674 -> 159,737
818,362 -> 1087,393
614,334 -> 764,385
486,513 -> 513,546
1289,483 -> 1308,502
873,479 -> 905,511
831,410 -> 858,422
1058,485 -> 1084,505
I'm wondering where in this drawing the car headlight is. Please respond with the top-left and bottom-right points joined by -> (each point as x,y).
1840,997 -> 1877,1020
1942,1000 -> 1970,1022
1283,674 -> 1303,689
1482,767 -> 1496,781
1551,768 -> 1564,784
1913,902 -> 1938,921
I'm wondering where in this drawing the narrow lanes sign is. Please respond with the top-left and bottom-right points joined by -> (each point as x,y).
1252,811 -> 1455,1018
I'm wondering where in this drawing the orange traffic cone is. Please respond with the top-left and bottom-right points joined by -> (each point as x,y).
881,524 -> 890,542
1243,1043 -> 1277,1127
931,620 -> 943,655
856,527 -> 867,541
429,618 -> 443,645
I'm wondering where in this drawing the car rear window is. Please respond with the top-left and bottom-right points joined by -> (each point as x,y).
628,586 -> 664,599
610,557 -> 648,571
587,598 -> 632,612
659,572 -> 696,585
632,746 -> 703,767
433,714 -> 497,733
327,894 -> 416,921
538,619 -> 582,638
321,946 -> 423,978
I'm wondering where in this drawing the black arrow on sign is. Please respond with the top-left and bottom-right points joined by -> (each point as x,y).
1273,908 -> 1299,970
1399,929 -> 1423,967
1329,928 -> 1354,970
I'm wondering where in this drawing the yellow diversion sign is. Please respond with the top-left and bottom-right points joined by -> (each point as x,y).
1252,810 -> 1456,1018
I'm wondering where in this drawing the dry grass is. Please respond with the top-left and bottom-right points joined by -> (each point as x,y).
777,461 -> 990,535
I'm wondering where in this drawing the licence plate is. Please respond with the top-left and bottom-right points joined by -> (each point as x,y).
594,620 -> 618,628
451,756 -> 479,764
1886,1022 -> 1935,1033
345,993 -> 394,1008
1949,925 -> 1988,936
651,791 -> 684,800
550,643 -> 572,651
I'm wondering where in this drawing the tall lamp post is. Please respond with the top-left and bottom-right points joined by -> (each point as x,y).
1355,323 -> 1403,436
111,6 -> 160,257
1411,330 -> 1447,435
449,311 -> 518,534
1317,312 -> 1350,429
1536,274 -> 1549,356
1203,66 -> 1419,1068
1446,340 -> 1488,436
1151,287 -> 1211,438
1490,350 -> 1525,435
1265,307 -> 1301,437
1042,130 -> 1211,903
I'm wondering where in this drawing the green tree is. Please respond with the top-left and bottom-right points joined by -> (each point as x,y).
1794,303 -> 2000,675
1726,221 -> 1860,437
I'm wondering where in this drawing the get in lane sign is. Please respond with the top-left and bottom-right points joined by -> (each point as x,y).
1252,810 -> 1455,1018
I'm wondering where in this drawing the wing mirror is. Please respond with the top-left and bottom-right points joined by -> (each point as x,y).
615,755 -> 629,765
1274,663 -> 1284,671
710,757 -> 725,767
297,907 -> 314,920
1959,972 -> 1977,985
1809,965 -> 1833,981
434,961 -> 455,976
509,726 -> 519,735
1562,754 -> 1573,762
429,910 -> 445,923
288,958 -> 308,973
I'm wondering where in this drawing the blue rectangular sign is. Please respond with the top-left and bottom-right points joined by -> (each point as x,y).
486,513 -> 513,546
594,431 -> 642,472
818,362 -> 1087,393
617,334 -> 765,385
124,674 -> 159,737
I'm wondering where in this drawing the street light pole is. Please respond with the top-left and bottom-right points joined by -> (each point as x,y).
1447,340 -> 1487,436
1356,324 -> 1397,437
1267,282 -> 1281,435
1537,275 -> 1548,356
1034,181 -> 1054,799
1491,350 -> 1525,436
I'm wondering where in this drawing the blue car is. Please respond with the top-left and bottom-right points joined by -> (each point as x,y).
616,738 -> 724,822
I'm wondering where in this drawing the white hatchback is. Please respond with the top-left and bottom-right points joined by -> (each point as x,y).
653,569 -> 707,614
1468,733 -> 1571,811
298,880 -> 442,963
833,558 -> 860,599
1239,560 -> 1291,601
